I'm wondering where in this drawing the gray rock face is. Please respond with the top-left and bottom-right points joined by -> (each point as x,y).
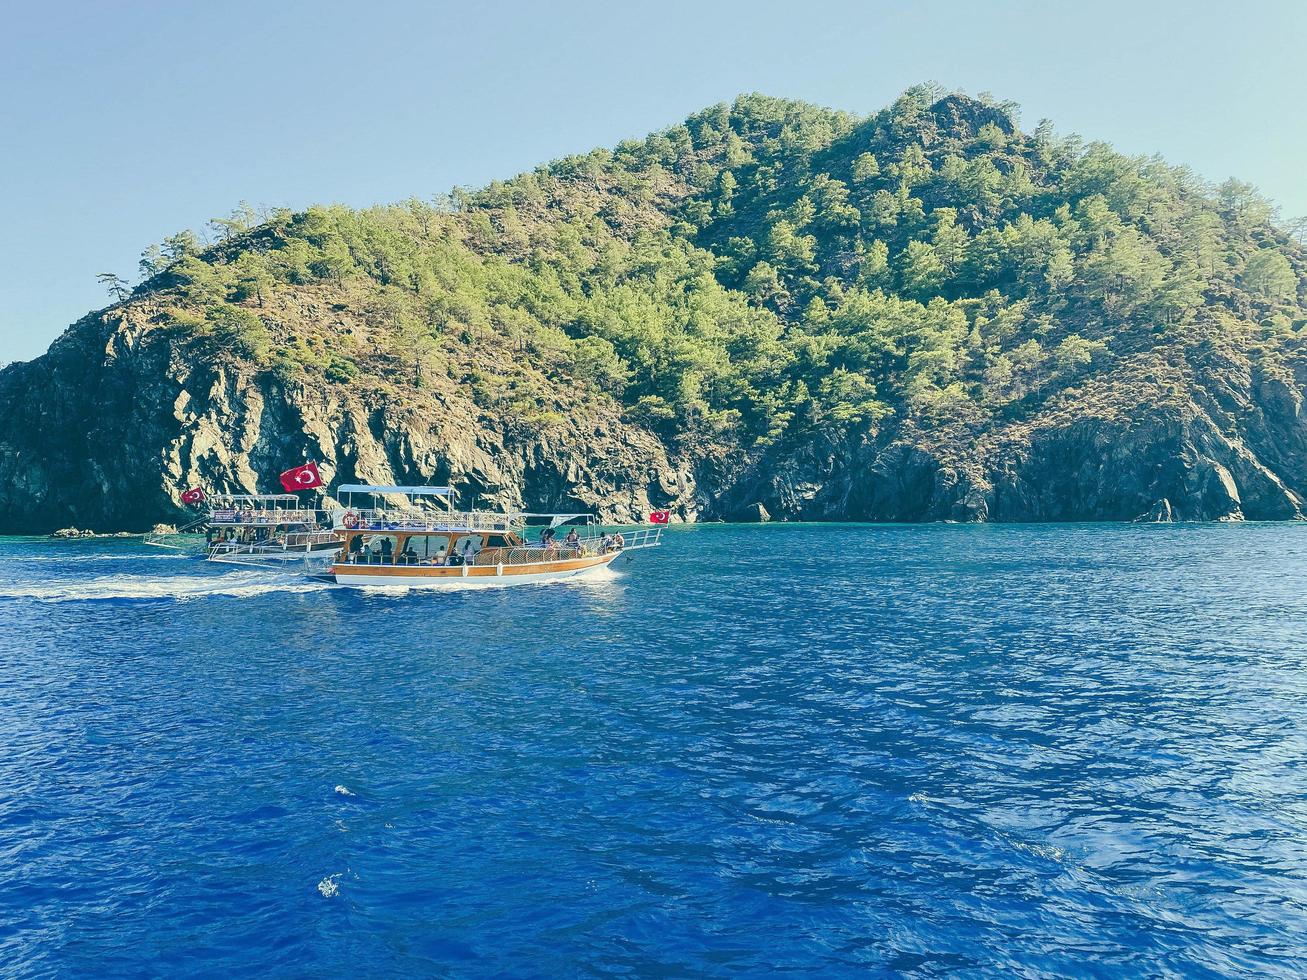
698,348 -> 1307,525
1136,499 -> 1175,523
0,309 -> 696,532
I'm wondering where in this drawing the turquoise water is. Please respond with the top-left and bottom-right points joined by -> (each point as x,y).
1,524 -> 1306,976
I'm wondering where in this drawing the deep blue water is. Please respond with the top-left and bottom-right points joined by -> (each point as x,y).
1,524 -> 1306,977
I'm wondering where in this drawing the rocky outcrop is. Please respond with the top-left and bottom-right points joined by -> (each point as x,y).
929,94 -> 1016,139
1136,499 -> 1175,523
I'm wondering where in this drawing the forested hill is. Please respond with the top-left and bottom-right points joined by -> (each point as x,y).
2,86 -> 1307,532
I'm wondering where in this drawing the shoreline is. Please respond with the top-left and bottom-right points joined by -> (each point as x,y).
7,516 -> 1307,541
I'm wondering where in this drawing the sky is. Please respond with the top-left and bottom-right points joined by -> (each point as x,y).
2,0 -> 1304,363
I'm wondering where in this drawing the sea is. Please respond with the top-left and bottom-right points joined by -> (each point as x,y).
1,523 -> 1305,977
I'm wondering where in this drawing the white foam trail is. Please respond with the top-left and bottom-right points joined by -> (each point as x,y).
0,552 -> 187,564
0,569 -> 330,603
334,785 -> 355,797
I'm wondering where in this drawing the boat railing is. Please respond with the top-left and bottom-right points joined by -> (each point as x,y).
207,529 -> 341,564
209,508 -> 325,527
341,509 -> 522,533
283,529 -> 341,549
596,527 -> 663,550
335,527 -> 661,568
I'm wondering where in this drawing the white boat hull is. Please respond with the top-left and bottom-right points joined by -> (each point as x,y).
330,553 -> 621,589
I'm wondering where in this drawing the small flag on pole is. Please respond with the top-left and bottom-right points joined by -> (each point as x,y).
649,510 -> 670,524
181,487 -> 205,505
279,462 -> 324,492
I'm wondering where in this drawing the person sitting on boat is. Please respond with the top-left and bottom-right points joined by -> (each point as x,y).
348,535 -> 365,562
539,527 -> 556,548
434,545 -> 448,565
613,531 -> 625,551
399,543 -> 418,565
378,537 -> 393,564
599,533 -> 613,554
563,528 -> 580,551
461,540 -> 478,564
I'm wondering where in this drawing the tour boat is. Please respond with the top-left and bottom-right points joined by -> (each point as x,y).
146,493 -> 341,564
324,484 -> 661,589
204,494 -> 341,564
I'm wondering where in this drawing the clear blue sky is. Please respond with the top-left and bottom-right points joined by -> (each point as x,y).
2,0 -> 1304,363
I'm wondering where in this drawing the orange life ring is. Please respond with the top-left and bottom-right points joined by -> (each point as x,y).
342,511 -> 360,529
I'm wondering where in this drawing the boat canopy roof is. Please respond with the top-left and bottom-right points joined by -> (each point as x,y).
337,484 -> 452,497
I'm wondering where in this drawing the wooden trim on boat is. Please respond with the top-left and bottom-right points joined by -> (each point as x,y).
328,553 -> 614,579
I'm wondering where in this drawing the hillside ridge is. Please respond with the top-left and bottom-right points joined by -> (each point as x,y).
1,86 -> 1305,532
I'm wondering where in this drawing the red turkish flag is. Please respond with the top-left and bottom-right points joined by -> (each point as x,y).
181,487 -> 205,505
649,510 -> 670,524
279,462 -> 323,492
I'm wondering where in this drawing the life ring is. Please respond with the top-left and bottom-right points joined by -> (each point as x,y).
342,511 -> 360,529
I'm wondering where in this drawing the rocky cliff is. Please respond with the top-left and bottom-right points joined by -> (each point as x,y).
2,88 -> 1305,531
0,300 -> 697,532
719,322 -> 1307,523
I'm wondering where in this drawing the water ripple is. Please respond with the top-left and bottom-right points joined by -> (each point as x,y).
1,524 -> 1305,975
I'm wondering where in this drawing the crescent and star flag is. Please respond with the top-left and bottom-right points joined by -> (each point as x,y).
279,462 -> 324,493
649,510 -> 670,524
181,487 -> 205,505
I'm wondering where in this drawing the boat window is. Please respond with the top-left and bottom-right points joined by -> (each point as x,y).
406,534 -> 450,561
452,534 -> 482,557
484,534 -> 508,548
361,534 -> 399,558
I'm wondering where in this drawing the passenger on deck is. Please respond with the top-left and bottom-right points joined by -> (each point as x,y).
399,543 -> 418,564
599,533 -> 614,554
462,540 -> 477,564
348,535 -> 364,562
539,527 -> 556,548
379,537 -> 393,564
435,545 -> 448,566
613,531 -> 625,551
563,528 -> 580,551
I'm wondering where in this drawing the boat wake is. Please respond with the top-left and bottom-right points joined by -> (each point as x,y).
0,551 -> 186,564
0,569 -> 331,603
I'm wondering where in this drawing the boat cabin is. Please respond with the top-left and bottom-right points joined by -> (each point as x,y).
331,484 -> 601,568
337,528 -> 534,566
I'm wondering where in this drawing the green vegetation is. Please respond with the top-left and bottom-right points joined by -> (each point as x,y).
119,85 -> 1307,454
